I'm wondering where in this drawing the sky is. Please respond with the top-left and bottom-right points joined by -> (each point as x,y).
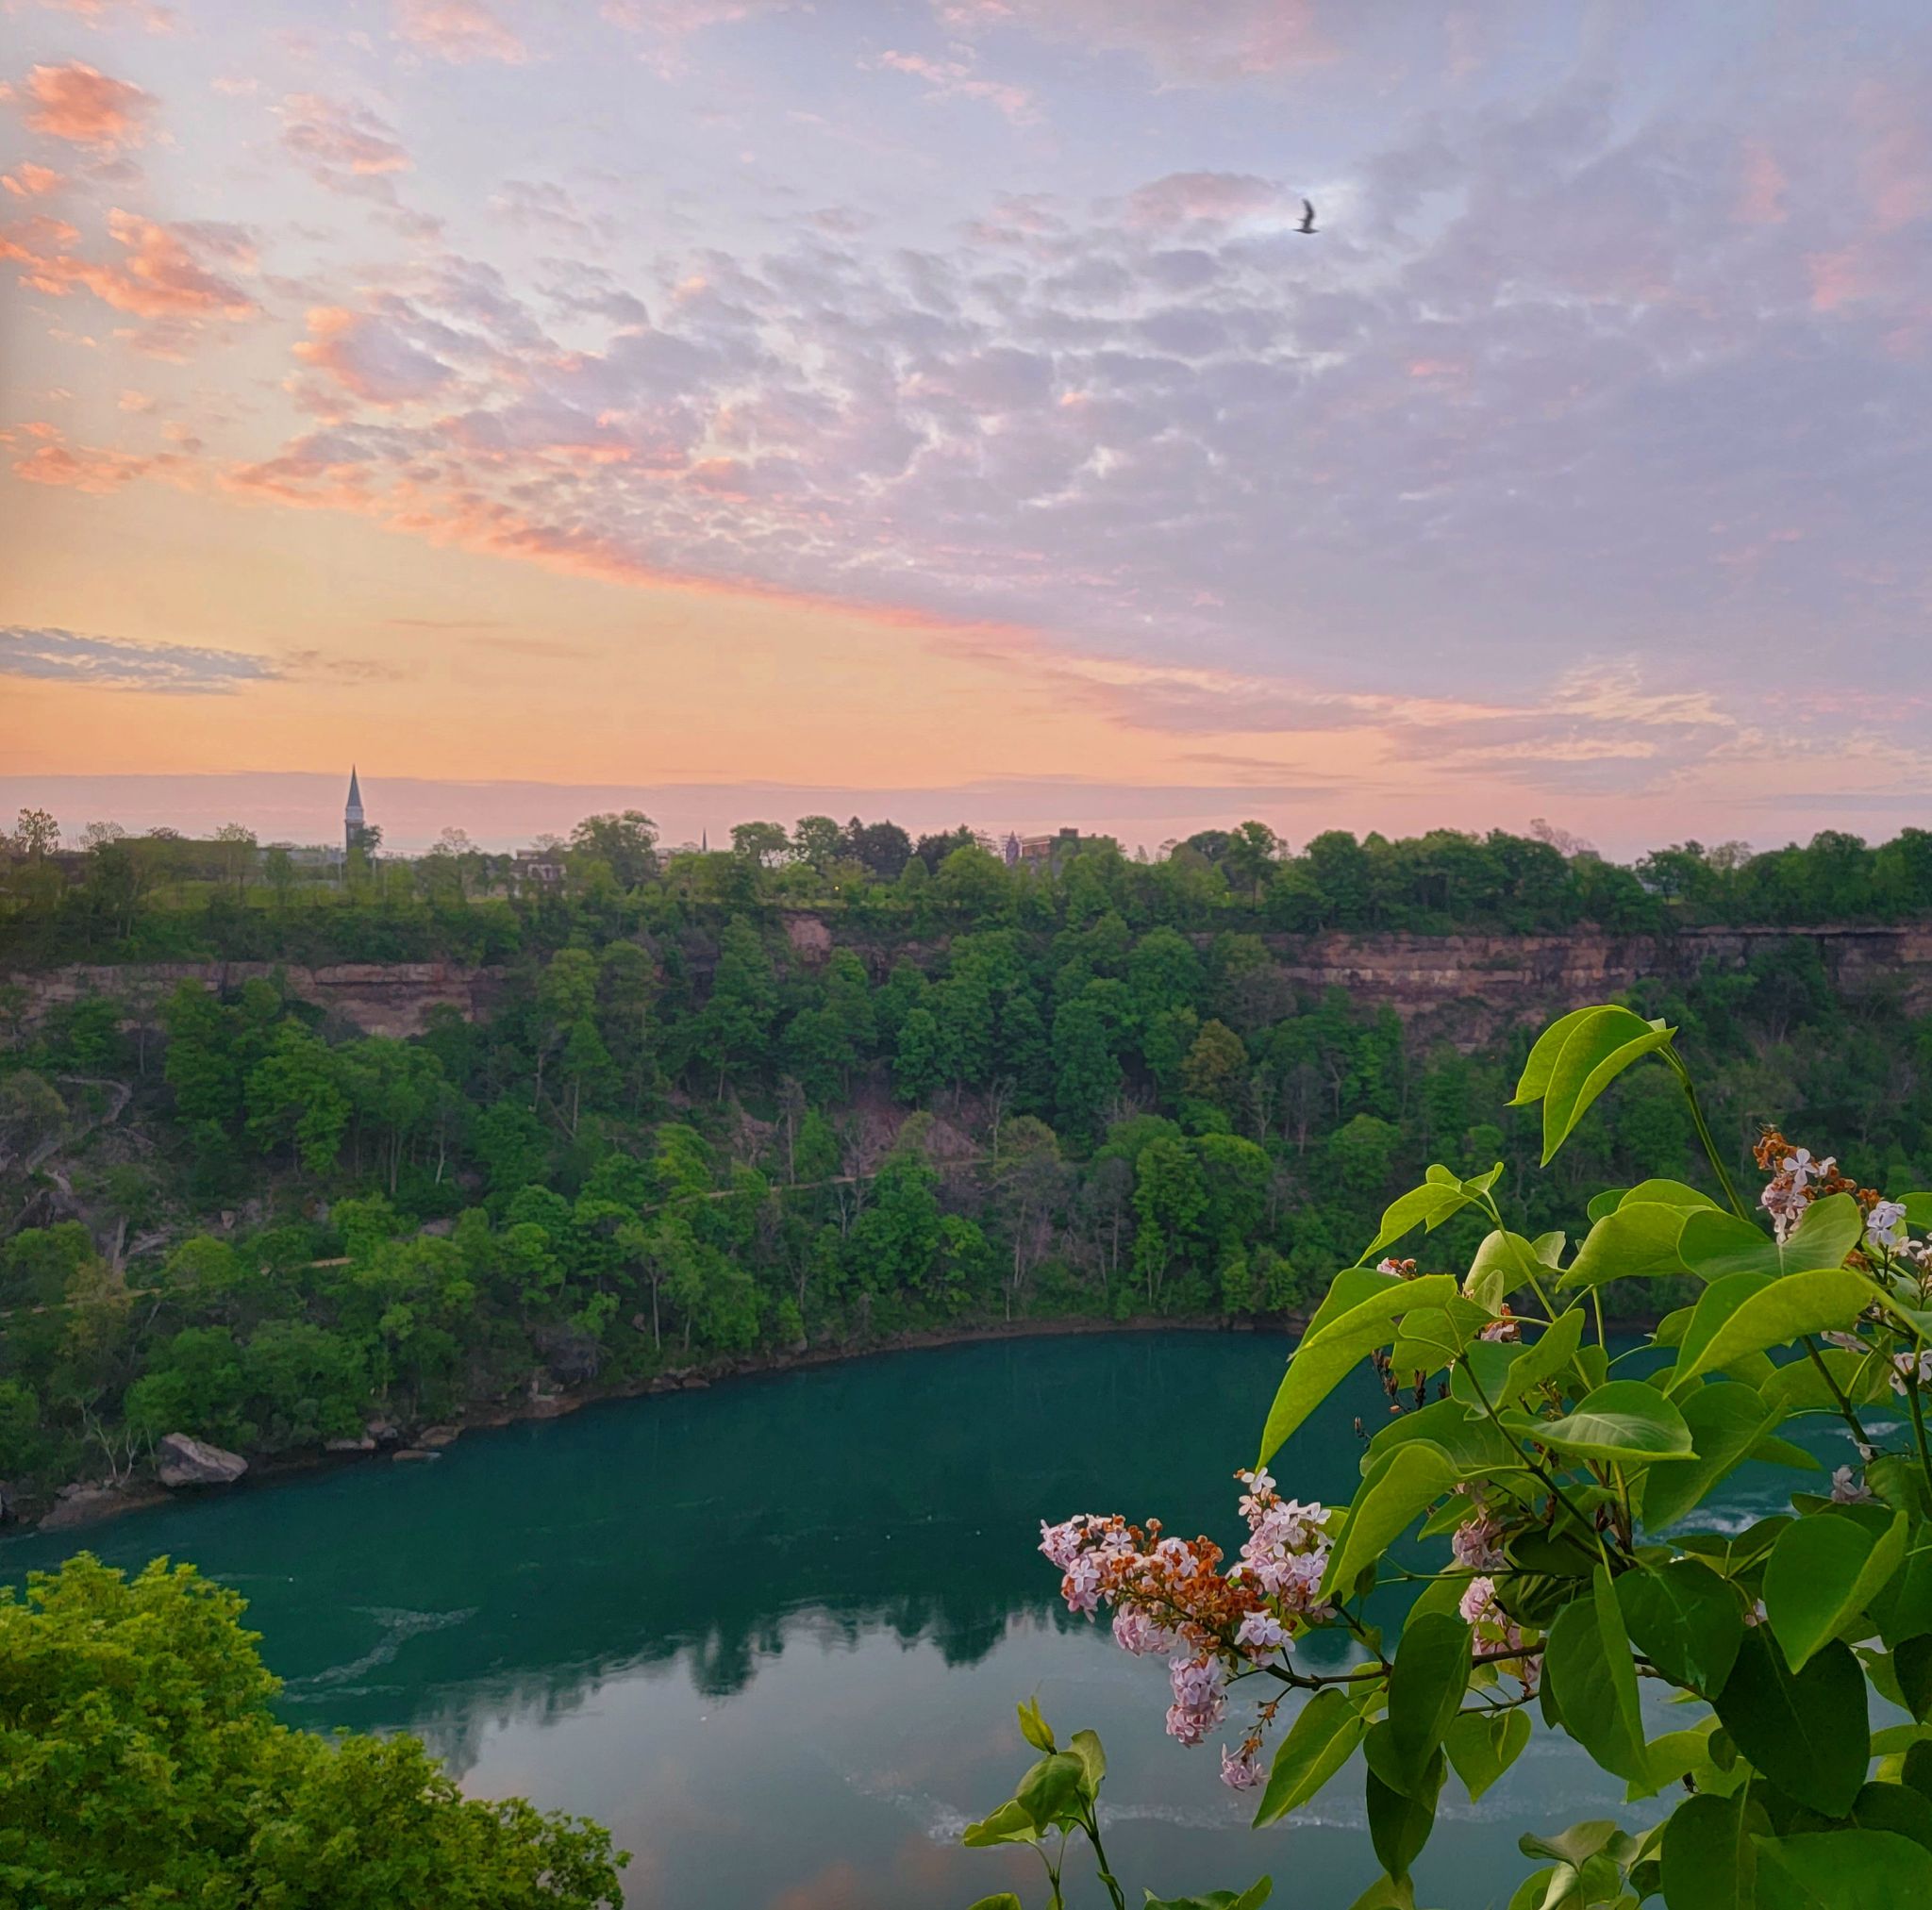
2,0 -> 1930,857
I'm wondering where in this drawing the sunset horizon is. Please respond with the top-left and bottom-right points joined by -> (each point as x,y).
7,1 -> 1932,855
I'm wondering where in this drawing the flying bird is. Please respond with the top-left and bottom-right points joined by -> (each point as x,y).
1297,198 -> 1318,234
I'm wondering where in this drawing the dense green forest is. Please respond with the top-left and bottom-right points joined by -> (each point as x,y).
3,807 -> 1930,1518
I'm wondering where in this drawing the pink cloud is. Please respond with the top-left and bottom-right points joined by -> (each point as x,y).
599,2 -> 794,73
291,306 -> 457,405
11,438 -> 154,491
873,49 -> 1037,125
7,61 -> 152,151
935,0 -> 1332,84
280,93 -> 411,178
1736,139 -> 1786,224
1124,170 -> 1281,231
1855,81 -> 1932,233
393,0 -> 527,64
1,208 -> 258,322
2,161 -> 65,197
21,0 -> 175,29
1807,247 -> 1873,312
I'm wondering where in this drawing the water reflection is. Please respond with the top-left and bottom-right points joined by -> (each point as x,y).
1,1333 -> 1861,1909
8,1337 -> 1325,1723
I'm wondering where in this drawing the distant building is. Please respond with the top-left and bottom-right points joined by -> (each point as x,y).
514,846 -> 568,889
1003,827 -> 1086,872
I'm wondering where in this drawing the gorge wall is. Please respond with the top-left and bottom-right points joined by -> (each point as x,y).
0,960 -> 507,1040
6,921 -> 1929,1047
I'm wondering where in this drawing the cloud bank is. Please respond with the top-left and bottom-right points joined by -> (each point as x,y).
0,626 -> 282,691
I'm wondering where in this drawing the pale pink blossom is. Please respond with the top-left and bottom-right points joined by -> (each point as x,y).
1831,1465 -> 1876,1504
1891,1351 -> 1932,1396
1452,1506 -> 1507,1570
1112,1608 -> 1174,1656
1063,1554 -> 1105,1614
1039,1518 -> 1089,1571
1219,1743 -> 1265,1790
1165,1655 -> 1226,1746
1236,1468 -> 1277,1521
1868,1200 -> 1909,1252
1458,1575 -> 1539,1693
1235,1608 -> 1289,1656
1760,1178 -> 1807,1242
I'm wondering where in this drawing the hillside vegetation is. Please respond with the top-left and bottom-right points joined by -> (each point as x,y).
3,811 -> 1928,1520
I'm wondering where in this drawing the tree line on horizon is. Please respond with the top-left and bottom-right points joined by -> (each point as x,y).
8,805 -> 1932,970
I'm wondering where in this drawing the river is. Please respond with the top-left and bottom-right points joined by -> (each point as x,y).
0,1331 -> 1850,1908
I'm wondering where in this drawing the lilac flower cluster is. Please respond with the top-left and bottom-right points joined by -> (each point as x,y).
1457,1577 -> 1542,1693
1450,1490 -> 1507,1571
1039,1469 -> 1336,1791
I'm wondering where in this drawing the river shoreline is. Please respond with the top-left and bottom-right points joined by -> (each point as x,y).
9,1304 -> 1664,1541
8,1312 -> 1276,1540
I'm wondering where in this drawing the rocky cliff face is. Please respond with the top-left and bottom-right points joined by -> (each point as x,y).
1257,925 -> 1932,1038
4,960 -> 505,1039
6,923 -> 1926,1048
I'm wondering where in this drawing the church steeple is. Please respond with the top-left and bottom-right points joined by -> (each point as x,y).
344,766 -> 365,858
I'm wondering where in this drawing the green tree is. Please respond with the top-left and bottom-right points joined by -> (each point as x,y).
1220,819 -> 1281,902
596,940 -> 658,1111
0,1376 -> 53,1481
1130,1134 -> 1207,1308
1052,994 -> 1121,1145
729,820 -> 791,867
694,919 -> 777,1100
1264,858 -> 1325,931
123,1327 -> 249,1446
212,822 -> 257,893
852,1146 -> 942,1297
892,1005 -> 947,1104
568,810 -> 658,889
991,1115 -> 1064,1319
841,817 -> 913,878
1125,925 -> 1203,1024
1326,1109 -> 1402,1199
161,983 -> 241,1125
242,1321 -> 370,1446
791,814 -> 845,870
0,1555 -> 625,1906
1304,829 -> 1370,925
245,1025 -> 350,1174
1179,1018 -> 1247,1110
818,949 -> 876,1086
935,843 -> 1010,917
10,806 -> 59,859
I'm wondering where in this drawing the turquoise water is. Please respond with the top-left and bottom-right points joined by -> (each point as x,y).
1,1333 -> 1853,1908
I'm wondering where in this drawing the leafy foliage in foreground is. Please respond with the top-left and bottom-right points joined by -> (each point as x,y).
0,1553 -> 626,1907
991,1005 -> 1932,1908
962,1701 -> 1272,1910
